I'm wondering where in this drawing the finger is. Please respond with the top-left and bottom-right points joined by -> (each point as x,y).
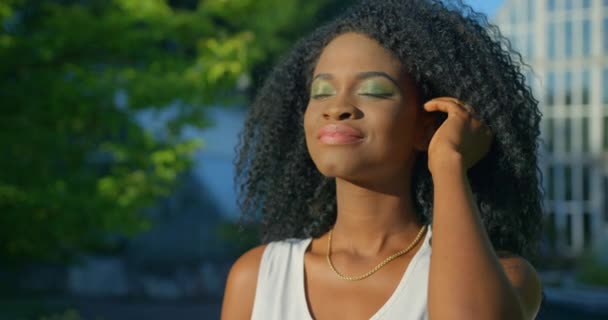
423,99 -> 468,117
431,97 -> 476,114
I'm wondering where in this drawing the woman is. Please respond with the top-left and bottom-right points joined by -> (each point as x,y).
222,0 -> 543,319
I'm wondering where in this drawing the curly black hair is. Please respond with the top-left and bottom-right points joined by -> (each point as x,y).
234,0 -> 543,258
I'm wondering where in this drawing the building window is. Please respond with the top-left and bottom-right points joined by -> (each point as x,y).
583,19 -> 591,57
604,177 -> 608,222
527,33 -> 534,58
509,7 -> 517,25
582,68 -> 590,104
545,211 -> 556,248
548,22 -> 556,59
604,116 -> 608,151
583,0 -> 592,8
565,21 -> 573,58
582,117 -> 590,152
546,117 -> 554,152
565,165 -> 572,201
604,68 -> 608,104
583,165 -> 590,201
566,213 -> 572,246
565,71 -> 573,105
547,165 -> 555,200
548,0 -> 557,11
565,0 -> 573,10
604,18 -> 608,53
527,0 -> 535,22
546,71 -> 556,105
565,117 -> 572,153
583,212 -> 591,249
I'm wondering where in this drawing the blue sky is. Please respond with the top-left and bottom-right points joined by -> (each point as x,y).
464,0 -> 504,17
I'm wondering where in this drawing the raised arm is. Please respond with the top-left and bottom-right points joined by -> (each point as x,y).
424,98 -> 542,320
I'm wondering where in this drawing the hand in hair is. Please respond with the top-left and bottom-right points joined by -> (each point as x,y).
423,97 -> 494,174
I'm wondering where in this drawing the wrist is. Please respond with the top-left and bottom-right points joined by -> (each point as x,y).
428,150 -> 466,177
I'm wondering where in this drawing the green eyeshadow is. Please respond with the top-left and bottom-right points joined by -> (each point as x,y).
357,80 -> 396,96
310,80 -> 336,98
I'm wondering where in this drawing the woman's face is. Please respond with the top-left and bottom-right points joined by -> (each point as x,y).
304,32 -> 432,184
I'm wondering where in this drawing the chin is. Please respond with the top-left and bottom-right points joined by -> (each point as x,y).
315,162 -> 365,181
315,162 -> 346,177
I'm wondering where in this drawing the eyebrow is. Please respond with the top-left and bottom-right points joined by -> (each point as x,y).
312,71 -> 400,87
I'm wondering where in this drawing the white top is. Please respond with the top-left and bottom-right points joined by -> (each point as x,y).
251,226 -> 432,320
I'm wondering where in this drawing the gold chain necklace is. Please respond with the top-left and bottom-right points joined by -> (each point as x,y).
326,224 -> 427,281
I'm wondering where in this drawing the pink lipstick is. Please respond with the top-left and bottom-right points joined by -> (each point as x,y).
317,124 -> 364,145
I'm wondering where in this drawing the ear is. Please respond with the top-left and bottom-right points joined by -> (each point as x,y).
413,108 -> 440,152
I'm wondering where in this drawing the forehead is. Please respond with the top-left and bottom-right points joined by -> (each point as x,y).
313,32 -> 403,77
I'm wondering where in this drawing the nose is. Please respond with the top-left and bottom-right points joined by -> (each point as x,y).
323,95 -> 359,121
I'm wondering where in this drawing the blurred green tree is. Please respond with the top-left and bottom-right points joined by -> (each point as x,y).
0,0 -> 349,264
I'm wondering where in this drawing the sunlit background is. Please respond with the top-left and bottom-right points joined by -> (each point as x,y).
1,0 -> 607,319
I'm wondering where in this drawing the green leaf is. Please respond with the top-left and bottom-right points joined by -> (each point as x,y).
0,0 -> 348,265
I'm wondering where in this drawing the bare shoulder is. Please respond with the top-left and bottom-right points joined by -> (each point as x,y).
221,244 -> 268,320
498,252 -> 543,320
226,244 -> 268,290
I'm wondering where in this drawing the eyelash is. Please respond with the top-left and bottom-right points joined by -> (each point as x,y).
311,94 -> 333,100
361,93 -> 393,99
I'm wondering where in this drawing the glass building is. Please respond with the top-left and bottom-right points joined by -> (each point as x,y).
494,0 -> 607,256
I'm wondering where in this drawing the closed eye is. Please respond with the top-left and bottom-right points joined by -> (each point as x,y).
311,93 -> 334,100
359,93 -> 394,99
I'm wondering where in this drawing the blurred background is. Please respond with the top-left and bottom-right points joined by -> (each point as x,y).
0,0 -> 606,319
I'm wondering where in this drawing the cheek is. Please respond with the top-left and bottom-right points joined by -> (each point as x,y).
303,106 -> 314,140
369,106 -> 418,157
372,101 -> 414,134
303,106 -> 318,155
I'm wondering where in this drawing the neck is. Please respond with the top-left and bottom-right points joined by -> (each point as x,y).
331,174 -> 422,257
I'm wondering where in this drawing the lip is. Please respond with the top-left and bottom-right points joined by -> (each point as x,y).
317,123 -> 364,145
